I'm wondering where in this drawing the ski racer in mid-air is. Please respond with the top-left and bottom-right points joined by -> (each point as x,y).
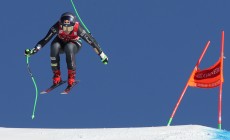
25,12 -> 108,90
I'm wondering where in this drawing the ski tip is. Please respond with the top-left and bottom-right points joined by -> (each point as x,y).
40,91 -> 47,94
32,115 -> 35,120
60,81 -> 79,94
60,92 -> 68,95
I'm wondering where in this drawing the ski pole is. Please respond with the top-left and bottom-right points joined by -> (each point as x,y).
70,0 -> 91,34
26,54 -> 39,119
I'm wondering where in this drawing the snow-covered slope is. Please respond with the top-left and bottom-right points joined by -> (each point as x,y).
0,125 -> 230,140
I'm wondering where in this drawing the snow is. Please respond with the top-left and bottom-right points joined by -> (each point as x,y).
0,125 -> 230,140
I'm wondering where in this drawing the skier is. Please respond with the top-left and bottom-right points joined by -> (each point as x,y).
25,12 -> 108,88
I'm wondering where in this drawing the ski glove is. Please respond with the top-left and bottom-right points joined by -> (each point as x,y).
24,44 -> 42,56
99,52 -> 108,65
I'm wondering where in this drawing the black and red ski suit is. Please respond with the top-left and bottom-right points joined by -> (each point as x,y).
35,21 -> 102,71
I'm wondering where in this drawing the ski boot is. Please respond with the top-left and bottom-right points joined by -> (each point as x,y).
40,70 -> 65,94
60,70 -> 78,94
53,70 -> 62,85
68,69 -> 76,86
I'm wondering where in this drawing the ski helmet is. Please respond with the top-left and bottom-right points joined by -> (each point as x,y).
59,12 -> 76,27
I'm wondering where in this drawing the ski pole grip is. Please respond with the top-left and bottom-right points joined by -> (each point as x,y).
25,49 -> 31,55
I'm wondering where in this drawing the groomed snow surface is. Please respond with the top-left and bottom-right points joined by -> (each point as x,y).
0,125 -> 230,140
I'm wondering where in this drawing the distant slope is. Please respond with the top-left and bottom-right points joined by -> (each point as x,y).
0,125 -> 230,140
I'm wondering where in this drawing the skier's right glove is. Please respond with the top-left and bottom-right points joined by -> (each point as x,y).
24,44 -> 42,56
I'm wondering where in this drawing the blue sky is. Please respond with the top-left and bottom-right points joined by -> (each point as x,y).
0,0 -> 230,130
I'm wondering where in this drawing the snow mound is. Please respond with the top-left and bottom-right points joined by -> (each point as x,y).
0,125 -> 230,140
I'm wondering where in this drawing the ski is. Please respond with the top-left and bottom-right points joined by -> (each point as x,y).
60,80 -> 80,94
40,80 -> 66,94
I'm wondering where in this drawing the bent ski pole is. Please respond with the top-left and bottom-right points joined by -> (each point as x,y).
70,0 -> 91,34
26,55 -> 39,119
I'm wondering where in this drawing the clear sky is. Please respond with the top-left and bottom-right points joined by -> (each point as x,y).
0,0 -> 230,130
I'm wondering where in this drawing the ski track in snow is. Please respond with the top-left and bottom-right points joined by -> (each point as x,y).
0,125 -> 230,140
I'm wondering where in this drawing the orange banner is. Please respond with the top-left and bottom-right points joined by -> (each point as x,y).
188,59 -> 224,88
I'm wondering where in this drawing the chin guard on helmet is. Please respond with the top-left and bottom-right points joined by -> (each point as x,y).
61,25 -> 74,32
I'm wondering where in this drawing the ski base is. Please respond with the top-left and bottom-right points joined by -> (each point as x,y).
60,80 -> 80,94
40,81 -> 66,94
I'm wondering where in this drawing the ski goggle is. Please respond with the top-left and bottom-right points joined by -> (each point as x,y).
62,26 -> 74,32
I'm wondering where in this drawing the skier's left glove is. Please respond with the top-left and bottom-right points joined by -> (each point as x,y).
99,52 -> 108,65
24,44 -> 42,56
